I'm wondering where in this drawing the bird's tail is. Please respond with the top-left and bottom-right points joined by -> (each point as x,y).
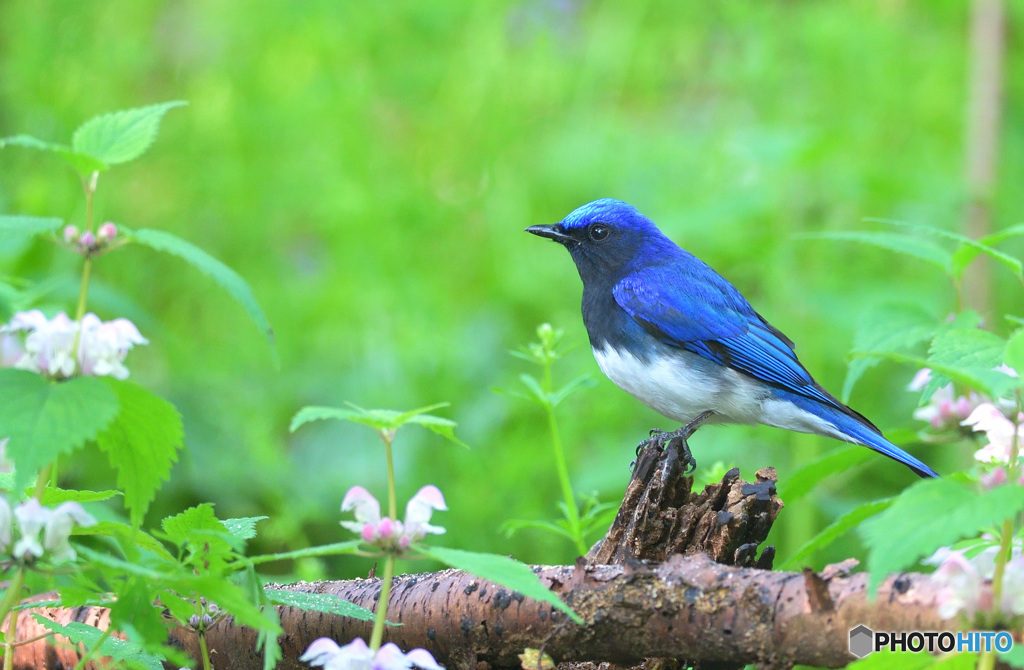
823,407 -> 938,478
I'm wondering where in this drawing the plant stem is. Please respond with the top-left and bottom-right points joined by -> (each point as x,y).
1,568 -> 26,670
368,554 -> 395,651
199,632 -> 213,670
382,432 -> 397,520
541,352 -> 585,555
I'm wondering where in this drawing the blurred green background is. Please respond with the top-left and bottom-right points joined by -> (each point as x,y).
1,0 -> 1022,579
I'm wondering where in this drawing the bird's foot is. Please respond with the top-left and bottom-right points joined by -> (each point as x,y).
634,410 -> 715,474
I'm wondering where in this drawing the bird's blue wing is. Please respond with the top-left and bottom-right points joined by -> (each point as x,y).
613,264 -> 841,408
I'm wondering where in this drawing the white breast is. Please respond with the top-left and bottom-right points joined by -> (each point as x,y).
592,344 -> 843,438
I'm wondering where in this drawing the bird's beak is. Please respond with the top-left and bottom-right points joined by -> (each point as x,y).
525,223 -> 574,244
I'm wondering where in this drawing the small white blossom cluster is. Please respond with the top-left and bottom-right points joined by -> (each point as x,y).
341,485 -> 446,552
907,369 -> 986,431
962,402 -> 1024,470
301,637 -> 443,670
928,546 -> 1024,620
0,497 -> 96,562
1,309 -> 147,380
63,222 -> 118,255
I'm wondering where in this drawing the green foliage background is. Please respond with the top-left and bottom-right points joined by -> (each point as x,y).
2,1 -> 1023,578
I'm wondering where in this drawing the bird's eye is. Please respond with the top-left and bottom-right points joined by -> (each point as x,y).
588,223 -> 610,242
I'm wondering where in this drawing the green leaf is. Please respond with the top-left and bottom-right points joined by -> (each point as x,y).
264,589 -> 376,621
290,402 -> 464,445
869,218 -> 1024,282
223,516 -> 269,540
108,579 -> 171,652
127,227 -> 275,356
802,231 -> 953,274
780,497 -> 893,570
1004,328 -> 1024,375
861,477 -> 1024,592
549,375 -> 596,407
32,616 -> 164,670
95,379 -> 183,527
844,303 -> 937,401
417,545 -> 583,624
39,488 -> 122,505
518,373 -> 547,405
76,521 -> 177,562
0,369 -> 120,491
847,651 -> 978,670
0,215 -> 64,255
777,445 -> 875,503
248,540 -> 363,565
0,134 -> 107,173
71,101 -> 187,168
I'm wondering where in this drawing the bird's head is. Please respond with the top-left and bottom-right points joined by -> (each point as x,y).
526,198 -> 674,284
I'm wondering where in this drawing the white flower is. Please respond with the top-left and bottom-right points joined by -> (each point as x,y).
43,501 -> 96,561
401,485 -> 447,545
77,314 -> 148,379
961,403 -> 1024,465
12,498 -> 49,559
0,310 -> 147,380
300,638 -> 443,670
340,486 -> 385,541
8,498 -> 95,561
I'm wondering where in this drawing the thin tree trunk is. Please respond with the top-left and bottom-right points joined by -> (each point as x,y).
962,0 -> 1005,316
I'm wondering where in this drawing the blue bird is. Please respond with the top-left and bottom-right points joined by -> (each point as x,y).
526,198 -> 938,478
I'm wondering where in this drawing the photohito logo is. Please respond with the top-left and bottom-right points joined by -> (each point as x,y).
849,625 -> 1014,658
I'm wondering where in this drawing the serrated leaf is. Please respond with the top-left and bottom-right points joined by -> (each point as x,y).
127,227 -> 275,356
0,134 -> 107,173
264,589 -> 376,621
39,488 -> 122,505
844,303 -> 937,401
290,403 -> 463,445
71,101 -> 187,168
108,579 -> 171,650
777,445 -> 875,503
161,503 -> 228,546
32,616 -> 164,670
780,497 -> 893,570
802,231 -> 953,273
95,379 -> 183,527
223,516 -> 269,540
248,540 -> 363,565
869,218 -> 1024,282
929,328 -> 1006,369
417,545 -> 583,624
0,215 -> 64,255
0,369 -> 120,491
861,477 -> 1024,592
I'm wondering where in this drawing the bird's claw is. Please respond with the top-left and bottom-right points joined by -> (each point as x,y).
632,411 -> 715,473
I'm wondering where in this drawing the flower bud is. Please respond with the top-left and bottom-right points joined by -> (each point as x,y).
981,467 -> 1008,489
79,231 -> 96,249
98,222 -> 117,241
63,225 -> 79,244
377,517 -> 395,539
361,523 -> 377,543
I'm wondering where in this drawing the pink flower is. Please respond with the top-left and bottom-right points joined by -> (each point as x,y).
930,550 -> 986,619
909,370 -> 984,430
340,485 -> 446,551
300,637 -> 443,670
